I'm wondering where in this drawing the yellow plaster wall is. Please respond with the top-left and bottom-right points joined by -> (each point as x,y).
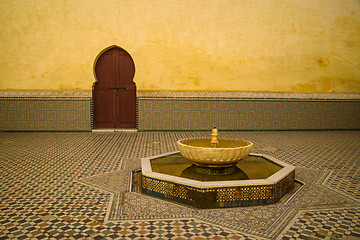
0,0 -> 359,93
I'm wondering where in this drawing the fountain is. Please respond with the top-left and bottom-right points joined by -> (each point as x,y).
140,128 -> 295,209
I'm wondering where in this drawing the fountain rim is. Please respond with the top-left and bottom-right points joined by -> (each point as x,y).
177,137 -> 253,150
141,151 -> 295,189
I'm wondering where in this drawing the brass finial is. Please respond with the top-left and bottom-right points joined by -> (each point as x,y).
211,127 -> 219,144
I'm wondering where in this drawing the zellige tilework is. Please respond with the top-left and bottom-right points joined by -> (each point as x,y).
1,131 -> 358,239
138,97 -> 360,131
0,97 -> 92,131
2,91 -> 359,131
1,131 -> 359,239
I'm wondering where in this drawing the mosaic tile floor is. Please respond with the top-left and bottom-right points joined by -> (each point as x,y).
0,131 -> 359,239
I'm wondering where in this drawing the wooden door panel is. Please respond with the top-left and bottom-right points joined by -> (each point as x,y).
95,52 -> 115,87
116,89 -> 136,128
93,47 -> 136,129
117,52 -> 136,87
93,87 -> 115,128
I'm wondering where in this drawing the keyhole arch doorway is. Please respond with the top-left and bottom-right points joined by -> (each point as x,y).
92,45 -> 137,129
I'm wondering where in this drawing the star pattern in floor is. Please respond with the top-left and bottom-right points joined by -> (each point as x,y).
1,131 -> 359,239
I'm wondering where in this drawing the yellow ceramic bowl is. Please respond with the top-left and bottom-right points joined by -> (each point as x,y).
177,137 -> 253,167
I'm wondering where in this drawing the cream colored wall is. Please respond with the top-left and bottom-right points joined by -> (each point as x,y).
0,0 -> 359,93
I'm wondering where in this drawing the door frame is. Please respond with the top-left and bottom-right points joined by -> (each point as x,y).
92,45 -> 137,129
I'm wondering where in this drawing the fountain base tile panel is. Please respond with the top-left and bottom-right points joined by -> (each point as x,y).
142,173 -> 295,209
141,152 -> 295,209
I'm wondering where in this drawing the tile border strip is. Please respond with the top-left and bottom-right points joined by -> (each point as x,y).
137,91 -> 360,100
2,90 -> 359,100
0,90 -> 92,98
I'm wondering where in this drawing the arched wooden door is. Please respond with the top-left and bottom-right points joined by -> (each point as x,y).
93,47 -> 136,129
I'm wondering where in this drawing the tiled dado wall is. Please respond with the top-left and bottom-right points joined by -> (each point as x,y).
0,91 -> 92,131
1,91 -> 359,131
137,91 -> 360,131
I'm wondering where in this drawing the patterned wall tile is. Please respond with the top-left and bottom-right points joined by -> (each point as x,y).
137,97 -> 360,131
1,92 -> 359,131
0,97 -> 92,131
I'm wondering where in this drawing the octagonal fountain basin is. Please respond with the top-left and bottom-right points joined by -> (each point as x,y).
177,138 -> 253,167
141,151 -> 295,209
